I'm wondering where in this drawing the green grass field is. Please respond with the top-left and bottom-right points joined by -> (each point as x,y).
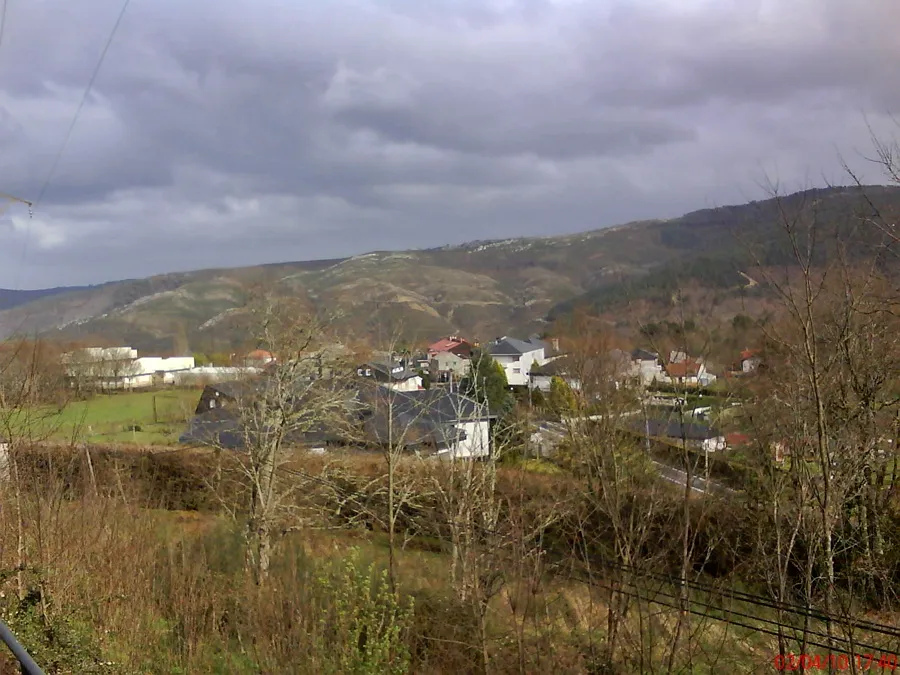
33,389 -> 202,446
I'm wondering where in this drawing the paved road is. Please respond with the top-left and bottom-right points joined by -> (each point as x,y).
652,459 -> 736,496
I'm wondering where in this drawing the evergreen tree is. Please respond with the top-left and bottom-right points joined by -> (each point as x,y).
463,349 -> 512,415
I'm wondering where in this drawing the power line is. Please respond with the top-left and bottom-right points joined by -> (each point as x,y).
32,0 -> 132,211
14,0 -> 132,290
270,459 -> 900,641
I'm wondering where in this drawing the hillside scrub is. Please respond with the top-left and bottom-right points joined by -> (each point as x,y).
0,438 -> 897,672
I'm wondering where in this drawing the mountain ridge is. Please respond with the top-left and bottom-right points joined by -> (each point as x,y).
3,185 -> 898,352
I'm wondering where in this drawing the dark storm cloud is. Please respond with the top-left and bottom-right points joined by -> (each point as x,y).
0,0 -> 897,288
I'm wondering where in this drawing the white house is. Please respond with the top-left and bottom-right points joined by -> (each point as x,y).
122,356 -> 197,388
443,417 -> 492,460
630,349 -> 663,387
486,336 -> 548,387
740,349 -> 762,373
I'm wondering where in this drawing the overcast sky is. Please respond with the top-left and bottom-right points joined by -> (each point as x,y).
0,0 -> 898,288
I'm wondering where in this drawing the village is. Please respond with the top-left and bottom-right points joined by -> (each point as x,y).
53,333 -> 767,474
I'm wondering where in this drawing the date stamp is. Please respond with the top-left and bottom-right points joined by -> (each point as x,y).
774,653 -> 900,671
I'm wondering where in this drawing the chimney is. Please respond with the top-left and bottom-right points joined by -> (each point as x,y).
551,338 -> 559,352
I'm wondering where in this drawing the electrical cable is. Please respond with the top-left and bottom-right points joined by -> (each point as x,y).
268,460 -> 900,642
14,0 -> 132,290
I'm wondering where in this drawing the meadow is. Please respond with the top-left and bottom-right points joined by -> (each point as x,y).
33,389 -> 201,446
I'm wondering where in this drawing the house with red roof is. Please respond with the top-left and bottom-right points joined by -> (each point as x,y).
662,359 -> 716,387
427,336 -> 473,359
739,349 -> 762,373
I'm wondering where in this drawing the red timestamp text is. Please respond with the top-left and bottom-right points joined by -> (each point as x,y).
774,653 -> 900,671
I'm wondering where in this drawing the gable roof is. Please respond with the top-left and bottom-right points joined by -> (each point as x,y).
428,336 -> 471,354
179,407 -> 345,449
359,387 -> 493,449
181,382 -> 492,452
487,336 -> 546,357
631,349 -> 659,362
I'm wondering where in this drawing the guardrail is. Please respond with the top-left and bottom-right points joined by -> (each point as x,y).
0,619 -> 44,675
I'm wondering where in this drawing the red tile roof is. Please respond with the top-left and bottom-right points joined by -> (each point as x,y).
428,337 -> 470,354
725,432 -> 750,447
246,349 -> 275,361
740,349 -> 760,360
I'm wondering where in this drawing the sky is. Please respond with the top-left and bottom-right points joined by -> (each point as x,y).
0,0 -> 899,289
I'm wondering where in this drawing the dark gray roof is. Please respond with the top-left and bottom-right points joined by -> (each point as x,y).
487,336 -> 546,357
179,406 -> 348,450
631,418 -> 721,441
359,387 -> 493,450
181,382 -> 492,451
360,360 -> 420,382
530,357 -> 569,377
631,349 -> 659,362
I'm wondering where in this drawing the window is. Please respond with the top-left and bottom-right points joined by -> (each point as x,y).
512,367 -> 521,374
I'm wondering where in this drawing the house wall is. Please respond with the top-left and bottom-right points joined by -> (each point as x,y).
632,359 -> 663,387
702,436 -> 726,453
383,376 -> 422,392
494,347 -> 546,386
135,356 -> 196,375
529,374 -> 581,393
531,374 -> 553,392
447,420 -> 491,459
431,352 -> 470,379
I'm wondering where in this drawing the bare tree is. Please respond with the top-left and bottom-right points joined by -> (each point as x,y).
739,179 -> 900,661
210,293 -> 357,583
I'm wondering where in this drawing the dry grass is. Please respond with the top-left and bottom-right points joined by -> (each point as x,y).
0,445 -> 802,674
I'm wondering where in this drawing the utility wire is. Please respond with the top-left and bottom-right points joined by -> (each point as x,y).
32,0 -> 132,211
565,562 -> 899,656
268,459 -> 900,641
14,0 -> 132,290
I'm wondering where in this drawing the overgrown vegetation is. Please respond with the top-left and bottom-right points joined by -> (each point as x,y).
4,141 -> 900,674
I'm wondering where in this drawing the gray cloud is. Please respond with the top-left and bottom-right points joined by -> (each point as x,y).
0,0 -> 898,288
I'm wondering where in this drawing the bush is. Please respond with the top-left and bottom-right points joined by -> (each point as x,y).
315,548 -> 413,675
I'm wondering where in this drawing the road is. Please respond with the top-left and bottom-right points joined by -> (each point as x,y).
652,459 -> 735,496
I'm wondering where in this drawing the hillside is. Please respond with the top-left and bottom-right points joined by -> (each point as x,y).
0,285 -> 95,311
2,185 -> 898,352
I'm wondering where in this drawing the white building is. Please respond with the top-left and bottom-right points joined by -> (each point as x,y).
62,346 -> 196,390
172,366 -> 263,386
630,349 -> 664,387
486,336 -> 548,387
